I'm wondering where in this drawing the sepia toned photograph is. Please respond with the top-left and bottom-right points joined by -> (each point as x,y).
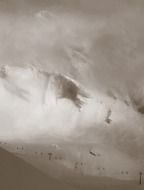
0,0 -> 144,189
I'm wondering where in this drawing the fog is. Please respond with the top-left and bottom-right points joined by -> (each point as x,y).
0,0 -> 144,180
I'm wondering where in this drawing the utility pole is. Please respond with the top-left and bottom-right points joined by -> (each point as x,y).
139,171 -> 143,185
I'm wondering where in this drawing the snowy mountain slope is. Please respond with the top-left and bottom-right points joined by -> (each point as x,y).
0,64 -> 144,180
0,64 -> 144,154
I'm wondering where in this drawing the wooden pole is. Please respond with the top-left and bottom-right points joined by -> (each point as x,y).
139,172 -> 142,185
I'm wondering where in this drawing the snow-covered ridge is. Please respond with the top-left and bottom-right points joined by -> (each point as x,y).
0,64 -> 144,180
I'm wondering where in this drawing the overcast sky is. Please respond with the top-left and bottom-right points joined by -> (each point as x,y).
0,0 -> 144,91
